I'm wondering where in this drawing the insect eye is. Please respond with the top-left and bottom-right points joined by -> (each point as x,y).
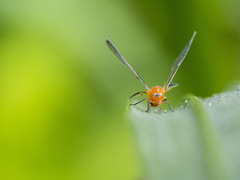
158,93 -> 162,97
154,93 -> 158,97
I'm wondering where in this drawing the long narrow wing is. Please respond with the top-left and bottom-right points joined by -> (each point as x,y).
106,39 -> 150,90
164,31 -> 196,91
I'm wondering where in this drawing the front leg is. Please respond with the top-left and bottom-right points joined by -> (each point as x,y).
146,100 -> 151,113
157,104 -> 162,114
162,101 -> 174,112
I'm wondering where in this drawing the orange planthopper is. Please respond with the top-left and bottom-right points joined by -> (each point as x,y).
106,32 -> 196,113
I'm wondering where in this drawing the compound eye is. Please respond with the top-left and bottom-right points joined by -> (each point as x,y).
154,93 -> 158,97
158,93 -> 162,97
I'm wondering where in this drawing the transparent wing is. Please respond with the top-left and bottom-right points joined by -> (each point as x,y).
106,39 -> 150,90
164,31 -> 196,91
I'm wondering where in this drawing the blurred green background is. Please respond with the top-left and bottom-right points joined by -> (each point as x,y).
0,0 -> 239,180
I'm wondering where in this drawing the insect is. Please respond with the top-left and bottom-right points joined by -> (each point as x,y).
106,32 -> 196,113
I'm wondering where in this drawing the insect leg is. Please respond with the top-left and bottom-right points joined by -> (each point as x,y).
146,101 -> 149,112
130,98 -> 147,106
146,101 -> 151,113
129,91 -> 148,99
166,101 -> 174,112
149,101 -> 152,113
161,99 -> 174,112
157,104 -> 162,114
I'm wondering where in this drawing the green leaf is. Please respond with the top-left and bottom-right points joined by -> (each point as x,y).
129,85 -> 240,180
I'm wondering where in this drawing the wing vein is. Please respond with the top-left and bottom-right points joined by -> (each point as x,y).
106,39 -> 149,90
164,31 -> 196,91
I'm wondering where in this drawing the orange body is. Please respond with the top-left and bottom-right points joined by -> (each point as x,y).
147,86 -> 166,106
